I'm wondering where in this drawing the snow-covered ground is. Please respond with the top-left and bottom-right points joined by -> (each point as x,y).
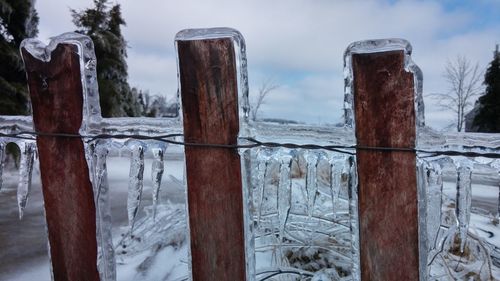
0,154 -> 189,281
0,152 -> 499,280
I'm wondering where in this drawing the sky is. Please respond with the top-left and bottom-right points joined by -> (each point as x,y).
35,0 -> 500,130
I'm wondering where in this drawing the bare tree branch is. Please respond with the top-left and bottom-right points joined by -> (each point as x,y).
250,78 -> 279,121
429,55 -> 483,131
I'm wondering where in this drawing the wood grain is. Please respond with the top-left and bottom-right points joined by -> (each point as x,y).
22,44 -> 100,281
352,51 -> 419,281
178,38 -> 246,281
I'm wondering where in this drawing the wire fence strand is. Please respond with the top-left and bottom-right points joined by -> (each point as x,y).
0,131 -> 499,159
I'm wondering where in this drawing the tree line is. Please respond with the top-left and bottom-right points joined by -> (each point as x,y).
1,0 -> 498,131
0,0 -> 175,118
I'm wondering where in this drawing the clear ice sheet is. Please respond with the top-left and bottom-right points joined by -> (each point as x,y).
250,148 -> 358,280
421,156 -> 498,280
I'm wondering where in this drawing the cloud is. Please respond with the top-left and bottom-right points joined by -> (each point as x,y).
35,0 -> 500,129
126,50 -> 178,98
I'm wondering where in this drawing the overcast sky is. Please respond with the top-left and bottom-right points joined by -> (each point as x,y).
35,0 -> 500,129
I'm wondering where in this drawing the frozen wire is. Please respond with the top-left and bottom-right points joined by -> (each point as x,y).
0,131 -> 500,158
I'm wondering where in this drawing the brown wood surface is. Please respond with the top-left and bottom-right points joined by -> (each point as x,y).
352,51 -> 419,280
178,38 -> 246,281
22,44 -> 100,281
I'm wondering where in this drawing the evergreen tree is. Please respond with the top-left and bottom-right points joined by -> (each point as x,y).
0,0 -> 38,115
473,45 -> 500,132
72,0 -> 142,117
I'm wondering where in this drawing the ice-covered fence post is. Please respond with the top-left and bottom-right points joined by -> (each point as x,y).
345,40 -> 423,281
21,38 -> 100,280
176,30 -> 246,280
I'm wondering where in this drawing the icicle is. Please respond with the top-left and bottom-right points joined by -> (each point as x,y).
329,156 -> 343,220
490,159 -> 500,219
305,151 -> 319,220
416,159 -> 430,281
454,158 -> 473,252
0,142 -> 4,191
91,143 -> 116,281
256,149 -> 271,223
277,151 -> 292,247
346,155 -> 360,281
17,142 -> 35,220
127,142 -> 145,231
426,161 -> 443,251
151,146 -> 165,221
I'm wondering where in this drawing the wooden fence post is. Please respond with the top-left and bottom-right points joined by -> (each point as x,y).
21,43 -> 100,280
177,37 -> 246,280
351,48 -> 420,280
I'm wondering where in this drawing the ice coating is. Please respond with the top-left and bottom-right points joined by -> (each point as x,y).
240,149 -> 256,281
127,141 -> 145,231
426,161 -> 443,251
5,29 -> 500,281
415,159 -> 429,281
0,142 -> 4,190
17,141 -> 35,220
329,155 -> 344,220
346,155 -> 360,281
151,145 -> 165,221
175,27 -> 250,128
20,32 -> 102,132
91,142 -> 116,281
343,38 -> 424,129
491,159 -> 500,218
304,151 -> 319,220
277,151 -> 292,251
454,158 -> 473,252
255,149 -> 271,223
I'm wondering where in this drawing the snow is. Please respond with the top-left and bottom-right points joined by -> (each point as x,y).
0,142 -> 498,281
0,153 -> 189,281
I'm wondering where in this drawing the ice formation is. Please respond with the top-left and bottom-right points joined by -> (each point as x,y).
454,158 -> 473,252
127,141 -> 145,231
151,145 -> 166,220
17,141 -> 36,220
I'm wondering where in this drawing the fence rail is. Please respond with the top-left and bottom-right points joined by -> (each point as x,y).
0,27 -> 499,281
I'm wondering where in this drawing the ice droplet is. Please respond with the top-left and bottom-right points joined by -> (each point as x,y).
17,142 -> 35,220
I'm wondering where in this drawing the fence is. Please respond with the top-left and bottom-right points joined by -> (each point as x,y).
0,27 -> 499,281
